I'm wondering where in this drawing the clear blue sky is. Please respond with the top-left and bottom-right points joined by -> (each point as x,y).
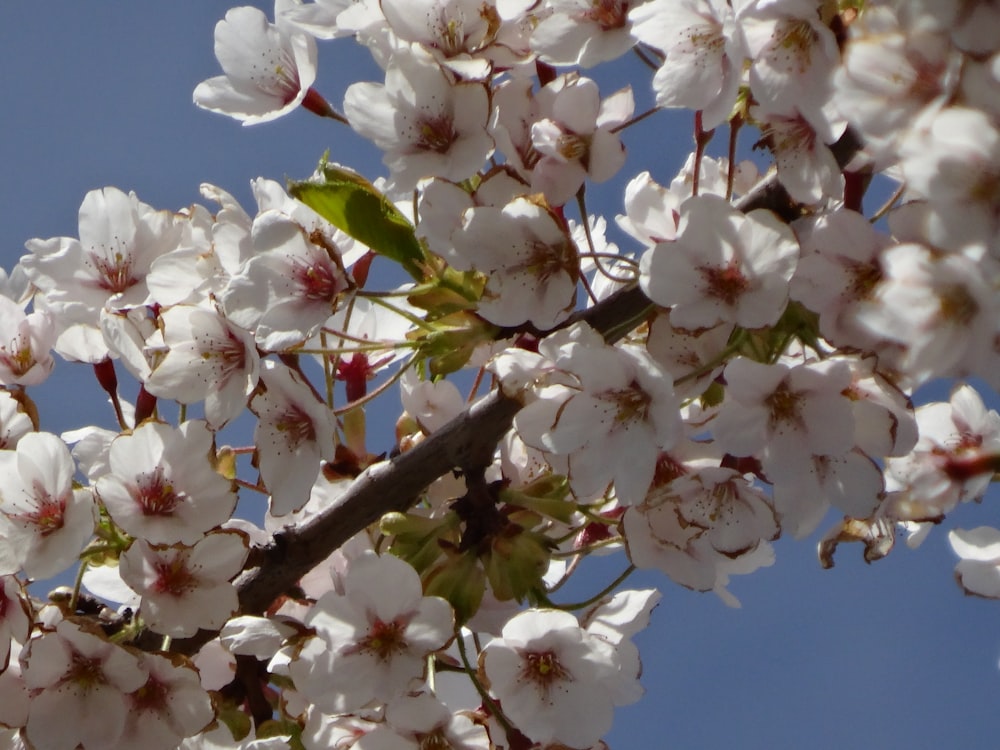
3,4 -> 1000,749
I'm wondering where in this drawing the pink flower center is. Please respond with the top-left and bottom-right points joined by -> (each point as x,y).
701,260 -> 749,306
417,115 -> 459,154
134,466 -> 183,516
66,651 -> 108,689
13,482 -> 67,536
765,380 -> 805,430
520,649 -> 571,691
359,617 -> 408,661
202,327 -> 249,381
250,46 -> 302,104
131,675 -> 170,711
275,403 -> 318,450
295,261 -> 342,302
153,557 -> 197,596
586,0 -> 628,31
90,249 -> 138,295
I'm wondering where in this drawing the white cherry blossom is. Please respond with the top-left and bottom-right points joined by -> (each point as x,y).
21,187 -> 181,362
344,45 -> 493,191
223,211 -> 349,352
532,0 -> 645,67
529,75 -> 632,206
481,608 -> 639,748
854,243 -> 997,384
899,107 -> 1000,253
251,359 -> 337,516
96,420 -> 237,545
289,552 -> 454,713
832,5 -> 960,157
513,323 -> 681,504
20,620 -> 148,750
119,531 -> 249,638
885,385 -> 1000,522
451,196 -> 579,328
0,576 -> 31,670
789,209 -> 890,350
0,390 -> 32,450
712,357 -> 856,480
639,194 -> 799,330
193,2 -> 320,125
109,653 -> 216,750
145,304 -> 261,429
739,0 -> 840,128
0,432 -> 96,579
630,0 -> 744,128
0,296 -> 55,386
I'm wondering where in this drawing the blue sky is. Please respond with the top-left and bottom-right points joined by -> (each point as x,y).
3,4 -> 1000,749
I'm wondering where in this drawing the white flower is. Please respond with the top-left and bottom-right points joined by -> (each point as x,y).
789,209 -> 890,350
193,3 -> 319,125
344,45 -> 493,191
384,692 -> 489,750
832,6 -> 960,157
380,0 -> 501,77
21,187 -> 180,362
0,576 -> 31,670
223,211 -> 349,352
623,484 -> 776,606
712,357 -> 856,480
109,653 -> 216,750
854,243 -> 997,384
772,449 -> 885,537
615,171 -> 681,248
289,552 -> 454,713
0,296 -> 55,387
0,432 -> 96,579
481,608 -> 636,748
513,323 -> 680,504
885,385 -> 1000,522
251,360 -> 337,516
0,390 -> 32,450
96,420 -> 237,545
529,75 -> 632,206
630,0 -> 744,128
751,106 -> 845,205
145,304 -> 261,429
451,196 -> 579,328
639,194 -> 799,330
532,0 -> 644,67
739,0 -> 840,127
119,531 -> 249,638
899,107 -> 1000,253
949,527 -> 1000,598
21,620 -> 148,750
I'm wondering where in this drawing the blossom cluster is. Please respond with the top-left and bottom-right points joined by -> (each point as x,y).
2,0 -> 1000,748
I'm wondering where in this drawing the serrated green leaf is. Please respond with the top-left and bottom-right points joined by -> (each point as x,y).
289,163 -> 427,280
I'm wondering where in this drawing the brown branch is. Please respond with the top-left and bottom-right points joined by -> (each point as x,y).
159,127 -> 865,657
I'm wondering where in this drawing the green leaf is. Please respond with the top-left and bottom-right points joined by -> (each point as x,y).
289,161 -> 428,280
